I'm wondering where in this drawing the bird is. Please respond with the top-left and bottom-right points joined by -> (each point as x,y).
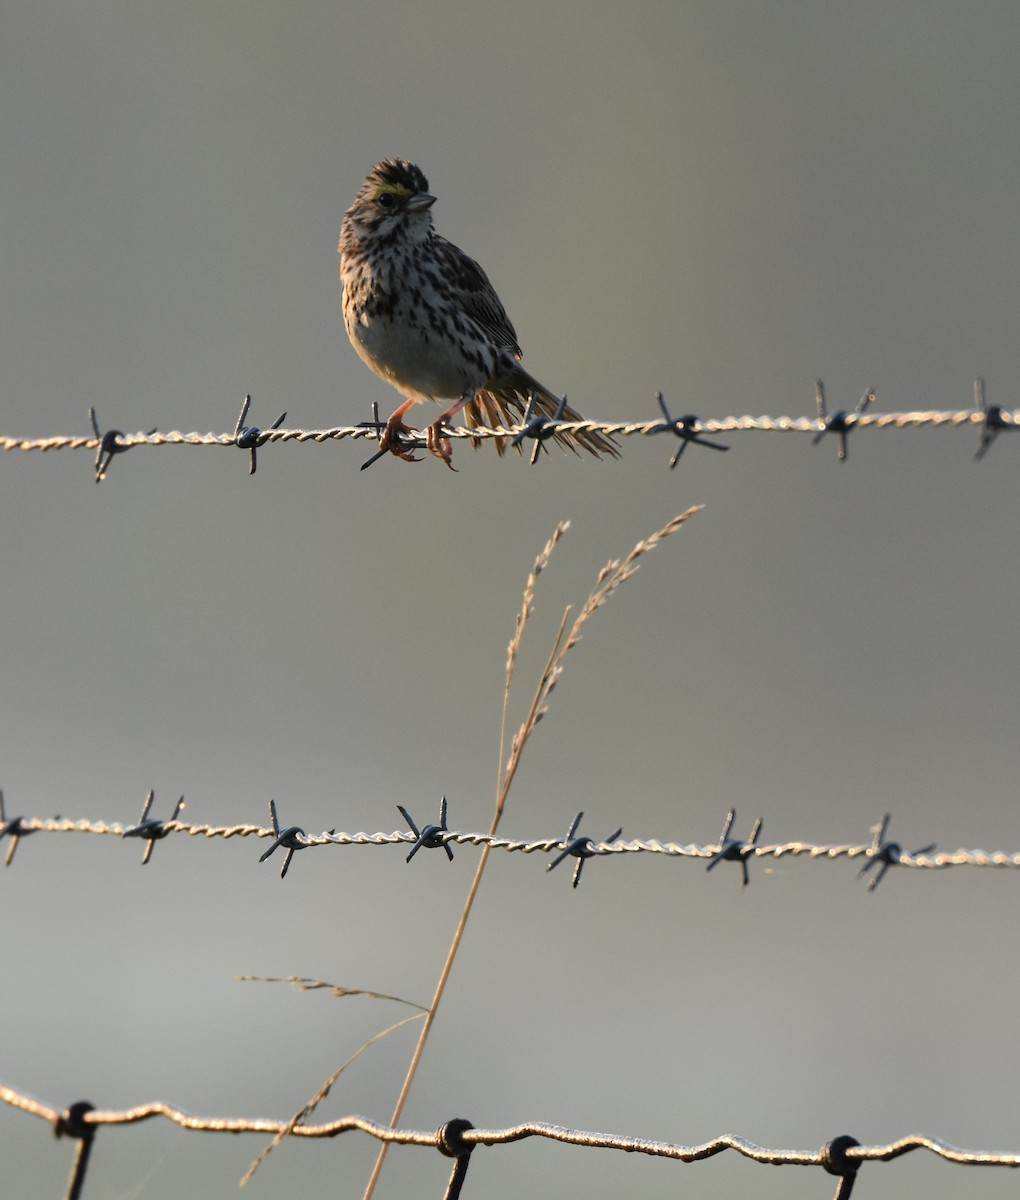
339,158 -> 619,468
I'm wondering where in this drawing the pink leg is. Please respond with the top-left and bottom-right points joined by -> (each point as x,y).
426,390 -> 475,469
380,398 -> 423,463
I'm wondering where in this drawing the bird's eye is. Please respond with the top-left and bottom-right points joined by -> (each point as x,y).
377,192 -> 397,209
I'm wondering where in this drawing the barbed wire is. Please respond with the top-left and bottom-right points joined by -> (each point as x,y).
5,396 -> 1017,1200
1,381 -> 1016,479
1,792 -> 1016,888
3,1079 -> 1018,1200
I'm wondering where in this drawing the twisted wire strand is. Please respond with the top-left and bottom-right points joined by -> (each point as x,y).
5,814 -> 1020,870
3,1083 -> 1018,1169
2,405 -> 1016,455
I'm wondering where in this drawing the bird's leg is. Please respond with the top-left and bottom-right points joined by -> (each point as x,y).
426,390 -> 475,469
380,398 -> 423,463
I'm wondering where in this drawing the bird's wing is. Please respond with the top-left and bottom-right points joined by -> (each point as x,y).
433,235 -> 523,359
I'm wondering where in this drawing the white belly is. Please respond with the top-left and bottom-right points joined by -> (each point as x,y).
349,311 -> 480,402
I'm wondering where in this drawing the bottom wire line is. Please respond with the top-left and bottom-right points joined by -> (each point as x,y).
4,1084 -> 1018,1169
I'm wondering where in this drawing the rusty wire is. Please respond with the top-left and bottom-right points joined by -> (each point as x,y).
3,1081 -> 1018,1200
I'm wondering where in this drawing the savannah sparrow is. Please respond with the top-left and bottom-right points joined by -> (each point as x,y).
339,158 -> 619,467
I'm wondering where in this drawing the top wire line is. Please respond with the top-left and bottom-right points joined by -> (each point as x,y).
1,381 -> 1016,478
3,794 -> 1019,889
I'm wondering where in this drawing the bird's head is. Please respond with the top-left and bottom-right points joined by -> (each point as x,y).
343,158 -> 436,243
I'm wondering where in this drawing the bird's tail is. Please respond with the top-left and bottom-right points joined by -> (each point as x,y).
463,368 -> 620,459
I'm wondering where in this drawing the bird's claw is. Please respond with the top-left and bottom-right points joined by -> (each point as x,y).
380,418 -> 423,463
426,421 -> 457,471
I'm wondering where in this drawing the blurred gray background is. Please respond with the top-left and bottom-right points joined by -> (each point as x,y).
2,3 -> 1019,1197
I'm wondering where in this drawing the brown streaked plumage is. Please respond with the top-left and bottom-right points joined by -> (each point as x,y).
339,158 -> 619,467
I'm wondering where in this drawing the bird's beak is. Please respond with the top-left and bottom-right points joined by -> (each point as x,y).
406,191 -> 436,212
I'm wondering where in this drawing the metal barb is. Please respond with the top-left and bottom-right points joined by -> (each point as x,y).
974,378 -> 1011,460
121,790 -> 185,864
858,814 -> 936,890
233,394 -> 287,474
436,1118 -> 475,1200
0,791 -> 23,866
511,392 -> 569,463
398,796 -> 454,863
1,815 -> 26,866
258,798 -> 309,878
812,381 -> 875,461
546,811 -> 622,888
359,445 -> 392,470
0,791 -> 60,866
653,393 -> 730,467
706,809 -> 763,887
821,1135 -> 861,1200
54,1100 -> 96,1200
357,399 -> 388,470
358,400 -> 423,469
89,407 -> 157,483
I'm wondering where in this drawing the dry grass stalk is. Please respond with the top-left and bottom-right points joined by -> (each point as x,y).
500,505 -> 702,800
363,507 -> 702,1200
241,1012 -> 425,1185
237,975 -> 427,1011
